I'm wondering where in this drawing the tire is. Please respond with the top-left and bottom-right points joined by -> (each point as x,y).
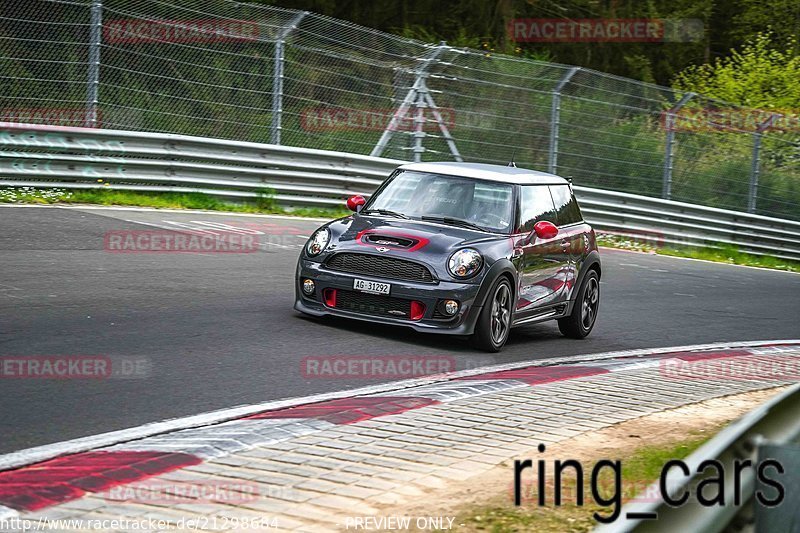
558,269 -> 599,339
472,277 -> 513,352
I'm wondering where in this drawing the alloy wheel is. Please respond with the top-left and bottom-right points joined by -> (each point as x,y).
581,276 -> 599,330
491,283 -> 511,345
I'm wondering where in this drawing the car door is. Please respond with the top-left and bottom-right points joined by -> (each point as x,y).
515,185 -> 570,315
548,184 -> 585,297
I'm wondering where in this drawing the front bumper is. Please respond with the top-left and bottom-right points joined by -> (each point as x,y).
294,258 -> 484,335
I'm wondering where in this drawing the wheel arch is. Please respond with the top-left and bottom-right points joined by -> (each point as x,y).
474,259 -> 518,309
569,250 -> 601,306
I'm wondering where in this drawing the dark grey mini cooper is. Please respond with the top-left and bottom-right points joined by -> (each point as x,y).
295,162 -> 601,352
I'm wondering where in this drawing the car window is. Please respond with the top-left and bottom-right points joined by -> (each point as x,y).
518,185 -> 557,232
368,170 -> 514,233
370,171 -> 421,209
549,184 -> 583,226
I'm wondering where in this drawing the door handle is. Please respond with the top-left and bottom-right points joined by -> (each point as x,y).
561,239 -> 570,251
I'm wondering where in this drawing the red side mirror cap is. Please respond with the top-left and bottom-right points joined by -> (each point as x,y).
533,220 -> 558,240
346,195 -> 366,212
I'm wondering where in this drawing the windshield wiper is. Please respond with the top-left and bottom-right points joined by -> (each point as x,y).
421,216 -> 485,232
361,209 -> 409,219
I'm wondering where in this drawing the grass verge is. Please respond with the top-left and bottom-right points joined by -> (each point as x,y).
0,186 -> 350,220
460,432 -> 712,532
597,232 -> 799,273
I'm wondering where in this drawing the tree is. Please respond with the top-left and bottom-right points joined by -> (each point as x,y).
673,32 -> 800,110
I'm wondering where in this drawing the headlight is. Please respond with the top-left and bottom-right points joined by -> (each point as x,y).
306,228 -> 330,257
448,248 -> 483,279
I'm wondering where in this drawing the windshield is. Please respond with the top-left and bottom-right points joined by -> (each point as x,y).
366,170 -> 515,233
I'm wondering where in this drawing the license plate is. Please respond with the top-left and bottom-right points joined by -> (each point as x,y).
353,279 -> 391,295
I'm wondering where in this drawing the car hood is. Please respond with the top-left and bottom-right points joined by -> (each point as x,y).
321,214 -> 512,269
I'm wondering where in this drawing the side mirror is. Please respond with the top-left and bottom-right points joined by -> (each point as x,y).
346,195 -> 366,212
533,220 -> 558,240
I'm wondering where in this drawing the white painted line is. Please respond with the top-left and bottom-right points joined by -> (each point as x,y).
120,218 -> 299,250
0,203 -> 331,222
0,339 -> 797,472
605,359 -> 663,372
0,505 -> 18,520
652,253 -> 800,275
599,245 -> 800,275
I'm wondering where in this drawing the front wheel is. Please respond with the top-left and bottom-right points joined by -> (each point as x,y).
558,270 -> 599,339
472,277 -> 513,352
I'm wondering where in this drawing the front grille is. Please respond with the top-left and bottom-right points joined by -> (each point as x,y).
334,290 -> 412,319
325,253 -> 434,283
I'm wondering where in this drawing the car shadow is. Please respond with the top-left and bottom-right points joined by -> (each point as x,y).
293,312 -> 564,354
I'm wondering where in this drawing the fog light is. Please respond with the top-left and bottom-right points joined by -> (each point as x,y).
443,299 -> 459,316
323,288 -> 337,308
410,301 -> 426,321
302,279 -> 315,295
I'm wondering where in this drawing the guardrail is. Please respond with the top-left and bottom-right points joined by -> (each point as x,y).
595,382 -> 800,532
1,123 -> 799,261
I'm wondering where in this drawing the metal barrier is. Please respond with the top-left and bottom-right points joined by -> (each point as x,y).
595,383 -> 800,532
2,0 -> 799,222
2,122 -> 800,261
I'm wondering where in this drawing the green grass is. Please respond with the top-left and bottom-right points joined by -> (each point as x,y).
460,432 -> 713,532
657,244 -> 799,272
0,186 -> 350,220
597,233 -> 800,273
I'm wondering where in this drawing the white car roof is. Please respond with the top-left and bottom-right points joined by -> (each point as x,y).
397,162 -> 570,185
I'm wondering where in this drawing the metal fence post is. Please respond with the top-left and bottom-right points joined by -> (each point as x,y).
85,0 -> 102,128
749,132 -> 764,213
271,11 -> 308,145
748,114 -> 780,213
411,89 -> 427,163
547,67 -> 579,175
662,92 -> 694,199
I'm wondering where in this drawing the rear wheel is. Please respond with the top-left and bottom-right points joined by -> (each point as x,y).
558,269 -> 599,339
472,277 -> 513,352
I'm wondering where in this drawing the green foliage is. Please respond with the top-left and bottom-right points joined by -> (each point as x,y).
597,233 -> 800,272
256,187 -> 279,211
728,0 -> 800,54
671,32 -> 800,220
0,186 -> 348,219
673,32 -> 800,109
558,116 -> 666,196
658,243 -> 800,272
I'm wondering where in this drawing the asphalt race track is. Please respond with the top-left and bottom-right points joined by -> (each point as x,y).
1,205 -> 798,454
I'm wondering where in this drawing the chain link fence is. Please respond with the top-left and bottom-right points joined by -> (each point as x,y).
1,0 -> 798,220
